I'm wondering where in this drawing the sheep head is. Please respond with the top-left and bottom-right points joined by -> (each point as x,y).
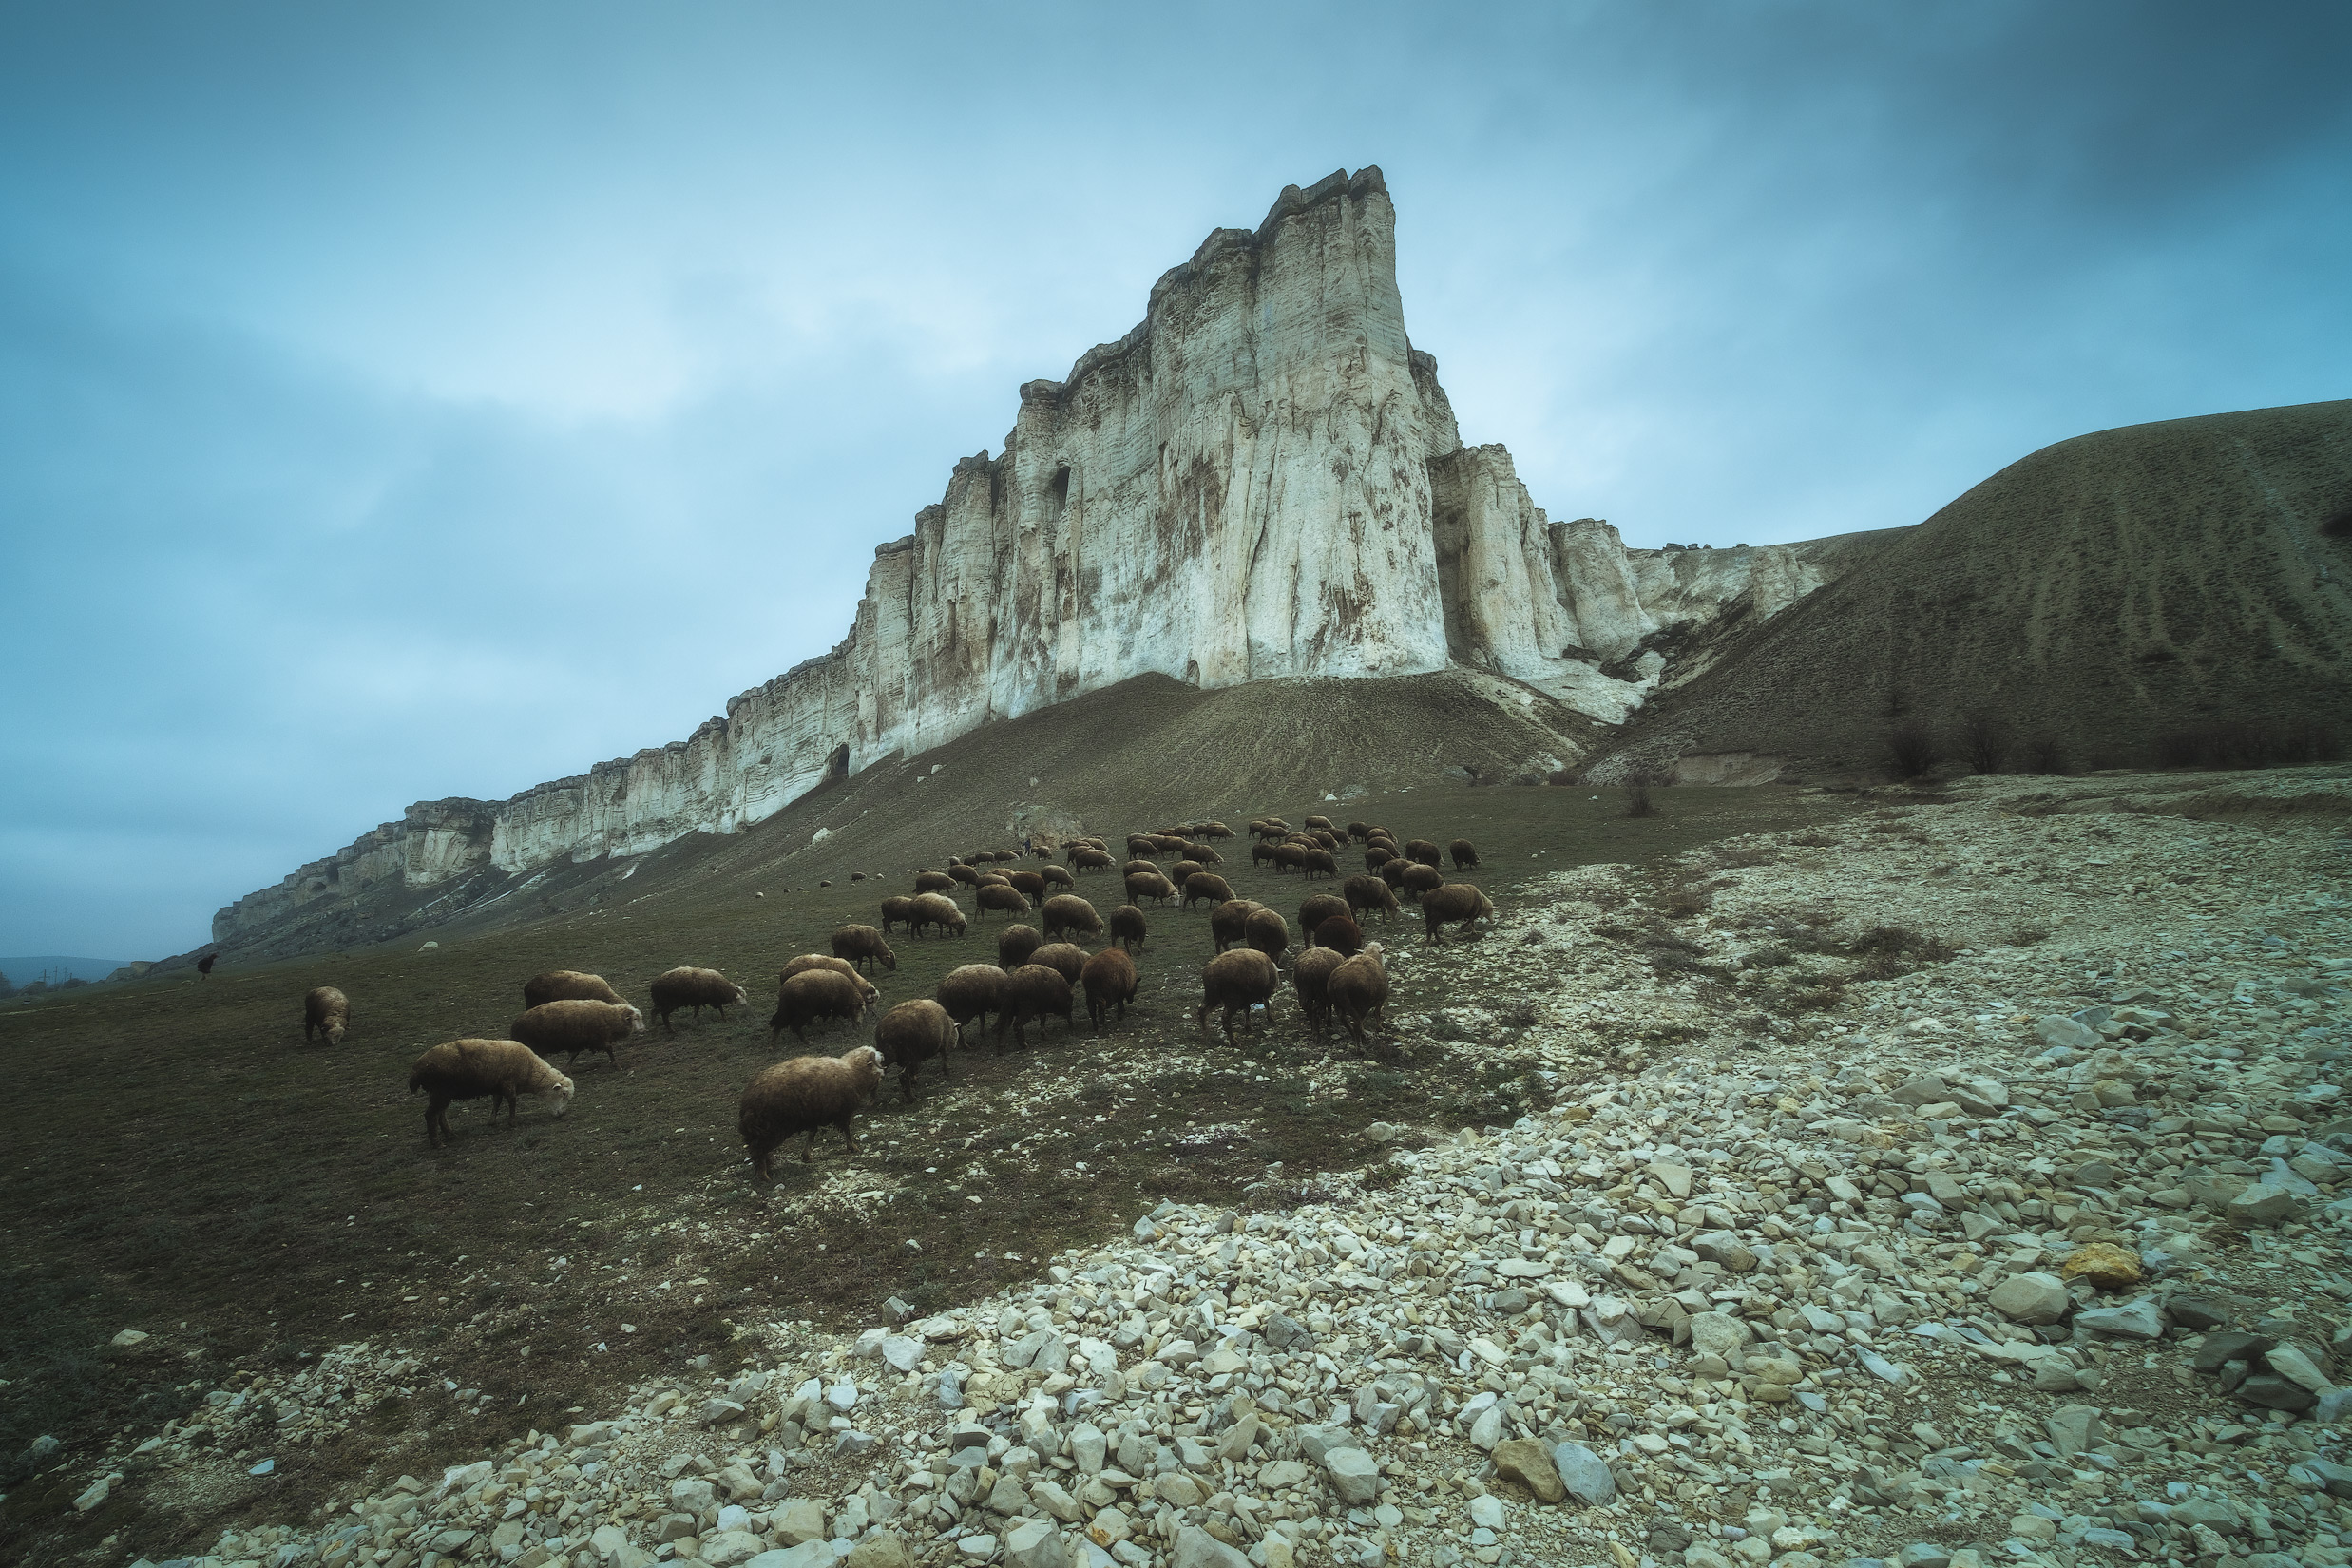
544,1073 -> 577,1116
625,1005 -> 646,1033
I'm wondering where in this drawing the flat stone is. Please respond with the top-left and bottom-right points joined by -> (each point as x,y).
1171,1527 -> 1252,1568
840,1541 -> 909,1568
2237,1374 -> 2317,1412
2044,1405 -> 2102,1459
879,1335 -> 922,1373
2228,1185 -> 2309,1226
1468,1494 -> 1507,1529
1689,1311 -> 1754,1360
2036,1016 -> 2100,1051
1005,1520 -> 1071,1568
1324,1446 -> 1381,1505
772,1498 -> 827,1545
1551,1442 -> 1616,1505
699,1531 -> 767,1568
751,1547 -> 838,1568
1987,1272 -> 2071,1325
2075,1299 -> 2165,1339
1491,1438 -> 1565,1503
1467,1404 -> 1504,1450
1897,1545 -> 1951,1568
2262,1342 -> 2331,1392
1692,1232 -> 1758,1272
2167,1295 -> 2233,1331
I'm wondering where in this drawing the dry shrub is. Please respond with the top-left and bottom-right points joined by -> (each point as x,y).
1961,709 -> 2006,774
1849,925 -> 1959,979
2025,736 -> 2065,774
1885,724 -> 1941,779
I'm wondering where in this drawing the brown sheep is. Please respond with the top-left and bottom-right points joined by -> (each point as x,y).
1313,913 -> 1365,957
1122,858 -> 1159,879
877,895 -> 918,934
974,869 -> 1011,888
648,967 -> 749,1032
1196,948 -> 1278,1045
1326,943 -> 1390,1042
1405,838 -> 1443,868
1108,904 -> 1147,952
1080,947 -> 1138,1031
1310,831 -> 1340,851
1421,883 -> 1496,943
303,985 -> 351,1045
510,998 -> 645,1067
1182,871 -> 1235,909
1379,857 -> 1409,889
409,1039 -> 573,1147
1008,870 -> 1047,900
1448,837 -> 1481,869
915,870 -> 956,894
1291,947 -> 1347,1036
1184,843 -> 1222,865
522,969 -> 625,1010
1198,820 -> 1233,839
1042,893 -> 1102,943
998,923 -> 1044,970
1345,820 -> 1370,842
1251,819 -> 1289,841
947,864 -> 982,888
1400,862 -> 1444,900
873,999 -> 955,1101
1303,848 -> 1338,878
768,968 -> 871,1042
1244,907 -> 1290,966
1026,942 -> 1088,985
780,954 -> 879,1004
999,964 -> 1074,1049
1250,841 -> 1280,870
1126,836 -> 1159,858
1039,864 -> 1076,890
908,892 -> 968,938
1304,814 -> 1334,833
830,924 -> 898,975
1071,848 -> 1114,873
1125,870 -> 1176,907
1270,843 -> 1307,874
738,1045 -> 884,1176
1344,874 -> 1402,921
937,964 -> 1008,1048
1209,898 -> 1263,953
977,883 -> 1030,919
1169,859 -> 1205,888
1298,893 -> 1349,938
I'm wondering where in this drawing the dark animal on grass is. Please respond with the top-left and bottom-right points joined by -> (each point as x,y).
303,985 -> 351,1045
1271,843 -> 1307,874
198,953 -> 217,978
999,964 -> 1075,1048
768,967 -> 871,1042
1210,898 -> 1263,953
1008,870 -> 1047,900
916,870 -> 956,894
878,895 -> 917,934
1026,942 -> 1088,985
522,969 -> 625,1010
1291,947 -> 1346,1036
410,1038 -> 573,1147
1400,863 -> 1444,900
780,954 -> 879,1005
1252,840 -> 1281,870
947,864 -> 981,888
1197,948 -> 1279,1045
1313,913 -> 1364,957
1406,838 -> 1443,868
1302,847 -> 1338,878
1042,893 -> 1102,943
1310,831 -> 1340,851
937,964 -> 1008,1048
1365,845 -> 1394,872
1380,857 -> 1409,890
1344,874 -> 1401,921
509,998 -> 645,1067
831,924 -> 898,974
1448,838 -> 1481,869
873,999 -> 955,1102
1071,848 -> 1115,873
1197,820 -> 1233,839
977,883 -> 1030,918
1126,836 -> 1159,858
649,966 -> 750,1032
908,892 -> 968,938
1123,858 -> 1159,879
998,924 -> 1044,971
1185,843 -> 1222,865
1183,872 -> 1235,909
1326,943 -> 1389,1042
1421,883 -> 1496,944
1125,870 -> 1176,907
974,870 -> 1010,888
1244,907 -> 1290,966
1168,860 -> 1204,889
738,1045 -> 884,1177
1081,947 -> 1138,1031
1040,864 -> 1075,890
1109,904 -> 1147,952
1345,820 -> 1369,842
1298,893 -> 1349,939
1304,814 -> 1334,833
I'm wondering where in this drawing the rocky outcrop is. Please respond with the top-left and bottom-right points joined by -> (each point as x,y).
215,167 -> 1845,949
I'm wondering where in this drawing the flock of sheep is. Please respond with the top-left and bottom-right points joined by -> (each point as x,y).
307,812 -> 1495,1179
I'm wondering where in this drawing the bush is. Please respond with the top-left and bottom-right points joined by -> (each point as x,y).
1885,724 -> 1941,779
1623,761 -> 1672,818
1960,709 -> 2006,774
2025,736 -> 2065,774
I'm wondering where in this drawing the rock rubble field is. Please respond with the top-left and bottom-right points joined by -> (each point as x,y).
77,771 -> 2352,1568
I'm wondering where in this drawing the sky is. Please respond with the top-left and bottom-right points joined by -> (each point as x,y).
3,1 -> 2348,960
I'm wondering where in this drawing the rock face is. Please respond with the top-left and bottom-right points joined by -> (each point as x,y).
215,168 -> 1837,948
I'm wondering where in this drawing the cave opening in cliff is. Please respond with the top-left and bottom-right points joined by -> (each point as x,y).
1046,465 -> 1071,525
826,743 -> 849,783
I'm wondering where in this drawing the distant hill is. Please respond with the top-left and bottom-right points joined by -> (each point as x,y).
1587,399 -> 2352,781
0,956 -> 131,986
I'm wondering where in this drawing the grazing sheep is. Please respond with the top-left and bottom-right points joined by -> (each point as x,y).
1169,859 -> 1204,888
908,892 -> 968,938
1298,893 -> 1349,937
873,999 -> 955,1101
737,1045 -> 884,1176
649,967 -> 750,1032
1244,907 -> 1290,966
1042,893 -> 1102,943
1343,874 -> 1402,921
303,985 -> 351,1045
768,968 -> 872,1042
522,970 -> 624,1010
1405,838 -> 1443,868
1184,843 -> 1223,865
1291,947 -> 1347,1036
1071,848 -> 1114,873
878,895 -> 919,934
999,964 -> 1075,1049
1198,820 -> 1233,839
1209,898 -> 1263,953
1379,857 -> 1409,889
780,954 -> 879,1004
1345,820 -> 1370,842
1080,947 -> 1138,1031
1302,848 -> 1338,878
937,964 -> 1008,1048
1182,871 -> 1235,909
1124,870 -> 1176,907
947,864 -> 982,888
409,1039 -> 573,1147
974,870 -> 1011,888
1448,837 -> 1481,869
1039,864 -> 1076,890
1326,943 -> 1390,1042
1109,904 -> 1147,952
830,924 -> 898,975
1304,814 -> 1334,833
1250,841 -> 1279,870
1122,858 -> 1158,879
1008,870 -> 1047,900
1196,949 -> 1278,1045
1272,843 -> 1308,874
915,870 -> 956,894
1401,863 -> 1444,900
1313,913 -> 1365,957
510,998 -> 645,1067
1363,845 -> 1393,873
977,883 -> 1030,918
1126,836 -> 1159,858
998,924 -> 1044,971
1026,942 -> 1088,985
1421,883 -> 1496,943
1251,819 -> 1289,841
1310,831 -> 1340,851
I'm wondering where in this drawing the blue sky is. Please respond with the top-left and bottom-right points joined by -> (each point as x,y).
3,1 -> 2347,958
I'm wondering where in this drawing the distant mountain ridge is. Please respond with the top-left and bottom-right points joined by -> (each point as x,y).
0,956 -> 132,985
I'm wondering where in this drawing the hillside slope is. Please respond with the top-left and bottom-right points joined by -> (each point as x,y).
1591,398 -> 2352,779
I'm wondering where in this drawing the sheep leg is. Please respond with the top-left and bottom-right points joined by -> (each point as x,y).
839,1119 -> 858,1157
801,1128 -> 816,1163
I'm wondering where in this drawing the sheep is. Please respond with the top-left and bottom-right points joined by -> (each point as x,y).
737,1045 -> 884,1176
1126,836 -> 1159,858
1169,859 -> 1205,888
768,968 -> 872,1042
937,964 -> 1008,1048
1182,871 -> 1235,909
1125,870 -> 1176,907
1362,847 -> 1392,872
1071,848 -> 1114,872
1039,864 -> 1076,890
649,966 -> 750,1032
977,883 -> 1030,919
1042,893 -> 1102,944
999,964 -> 1074,1049
1326,943 -> 1390,1042
1304,814 -> 1335,833
1405,838 -> 1443,868
830,924 -> 898,975
947,864 -> 982,888
1080,947 -> 1138,1031
1400,863 -> 1444,900
1291,947 -> 1347,1035
1345,820 -> 1370,842
877,895 -> 919,934
915,870 -> 956,894
1270,843 -> 1307,874
908,892 -> 968,938
1008,870 -> 1047,900
409,1039 -> 573,1147
303,985 -> 351,1045
1122,858 -> 1159,879
873,999 -> 955,1102
1310,830 -> 1340,851
780,954 -> 879,1004
1305,848 -> 1339,878
1295,893 -> 1348,940
1379,857 -> 1409,889
1250,819 -> 1289,841
1109,904 -> 1148,952
1344,874 -> 1402,921
998,923 -> 1044,970
1313,913 -> 1365,957
1250,841 -> 1279,870
1196,949 -> 1278,1045
522,969 -> 624,1010
1449,837 -> 1481,869
975,870 -> 1011,888
510,998 -> 645,1067
1421,883 -> 1497,944
1185,843 -> 1223,865
1198,820 -> 1233,839
1244,907 -> 1290,966
1209,898 -> 1263,953
1026,942 -> 1089,985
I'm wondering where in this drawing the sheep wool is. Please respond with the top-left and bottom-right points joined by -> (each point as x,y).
408,1039 -> 574,1147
